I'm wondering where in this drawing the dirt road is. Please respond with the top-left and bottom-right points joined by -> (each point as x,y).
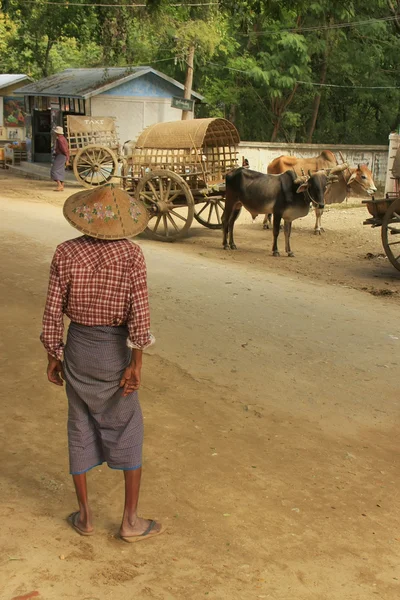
1,175 -> 400,600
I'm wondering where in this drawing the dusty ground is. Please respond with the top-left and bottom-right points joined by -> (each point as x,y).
182,203 -> 400,303
1,174 -> 400,600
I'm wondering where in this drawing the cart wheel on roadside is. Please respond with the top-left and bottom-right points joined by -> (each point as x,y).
135,169 -> 194,242
194,197 -> 225,229
73,145 -> 118,188
381,197 -> 400,272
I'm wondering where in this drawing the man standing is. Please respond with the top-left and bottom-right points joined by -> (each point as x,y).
41,185 -> 165,542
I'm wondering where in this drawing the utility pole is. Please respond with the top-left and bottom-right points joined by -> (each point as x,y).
182,45 -> 195,120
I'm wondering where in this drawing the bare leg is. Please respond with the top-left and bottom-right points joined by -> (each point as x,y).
71,473 -> 93,533
54,180 -> 64,191
119,469 -> 163,539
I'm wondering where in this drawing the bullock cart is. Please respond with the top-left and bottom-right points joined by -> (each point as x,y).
122,118 -> 240,241
363,195 -> 400,272
66,115 -> 120,188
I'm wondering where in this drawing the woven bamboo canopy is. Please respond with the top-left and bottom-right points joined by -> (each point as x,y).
134,118 -> 240,150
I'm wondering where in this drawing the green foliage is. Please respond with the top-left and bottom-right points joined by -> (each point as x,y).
0,0 -> 399,143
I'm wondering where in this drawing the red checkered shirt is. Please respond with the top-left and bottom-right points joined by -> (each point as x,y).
41,235 -> 154,359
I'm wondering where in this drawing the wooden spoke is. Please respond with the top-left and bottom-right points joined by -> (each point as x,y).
196,203 -> 209,218
170,209 -> 187,222
194,196 -> 225,229
73,145 -> 118,188
165,178 -> 172,199
167,213 -> 179,231
140,192 -> 157,204
147,180 -> 159,200
162,215 -> 169,237
135,169 -> 194,242
151,215 -> 162,234
208,203 -> 213,223
167,190 -> 183,204
381,198 -> 400,272
215,203 -> 222,224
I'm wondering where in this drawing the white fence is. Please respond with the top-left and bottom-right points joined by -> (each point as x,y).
239,141 -> 389,191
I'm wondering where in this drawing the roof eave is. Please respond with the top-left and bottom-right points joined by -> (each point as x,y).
0,75 -> 33,92
14,67 -> 205,101
149,67 -> 204,100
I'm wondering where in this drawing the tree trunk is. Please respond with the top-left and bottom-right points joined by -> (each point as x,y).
388,0 -> 400,33
270,84 -> 298,142
42,39 -> 54,77
306,58 -> 328,142
228,103 -> 237,124
182,45 -> 195,121
271,116 -> 282,142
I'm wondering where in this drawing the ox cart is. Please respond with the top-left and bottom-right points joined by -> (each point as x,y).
66,115 -> 121,188
121,118 -> 240,241
363,195 -> 400,272
363,145 -> 400,272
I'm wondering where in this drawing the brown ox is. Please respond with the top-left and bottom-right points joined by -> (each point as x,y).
264,151 -> 377,234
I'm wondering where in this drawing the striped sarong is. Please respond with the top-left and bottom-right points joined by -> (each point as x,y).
63,322 -> 143,475
50,153 -> 66,182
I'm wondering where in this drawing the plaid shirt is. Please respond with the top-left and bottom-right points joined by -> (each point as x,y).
41,236 -> 154,359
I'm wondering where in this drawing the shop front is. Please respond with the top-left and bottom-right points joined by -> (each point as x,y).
25,95 -> 86,162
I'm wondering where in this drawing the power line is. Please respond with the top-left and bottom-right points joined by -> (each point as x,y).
237,15 -> 399,36
207,62 -> 400,90
23,1 -> 217,6
18,4 -> 399,36
296,80 -> 400,89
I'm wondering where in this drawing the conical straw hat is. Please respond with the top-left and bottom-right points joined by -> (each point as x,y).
63,185 -> 149,240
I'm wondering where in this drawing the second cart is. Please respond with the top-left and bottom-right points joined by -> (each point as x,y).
123,118 -> 240,241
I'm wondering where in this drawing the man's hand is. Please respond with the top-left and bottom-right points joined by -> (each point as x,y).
47,355 -> 64,386
120,364 -> 141,396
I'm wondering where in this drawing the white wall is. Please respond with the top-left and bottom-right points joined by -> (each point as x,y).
90,96 -> 193,144
385,133 -> 400,196
239,141 -> 388,191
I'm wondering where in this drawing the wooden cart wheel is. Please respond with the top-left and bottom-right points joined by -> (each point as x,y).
381,197 -> 400,272
135,169 -> 194,242
73,144 -> 118,188
194,196 -> 225,229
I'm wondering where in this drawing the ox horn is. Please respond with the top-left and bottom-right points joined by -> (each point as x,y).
294,175 -> 308,184
338,150 -> 346,165
328,162 -> 348,174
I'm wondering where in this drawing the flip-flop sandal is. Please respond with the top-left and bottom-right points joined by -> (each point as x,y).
120,520 -> 166,543
67,511 -> 94,536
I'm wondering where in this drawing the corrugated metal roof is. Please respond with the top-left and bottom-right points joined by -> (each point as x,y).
16,67 -> 204,101
0,74 -> 32,91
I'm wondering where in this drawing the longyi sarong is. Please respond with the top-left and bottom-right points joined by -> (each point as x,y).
50,154 -> 66,182
63,322 -> 143,475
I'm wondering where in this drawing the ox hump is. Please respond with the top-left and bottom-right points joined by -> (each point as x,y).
319,150 -> 337,163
